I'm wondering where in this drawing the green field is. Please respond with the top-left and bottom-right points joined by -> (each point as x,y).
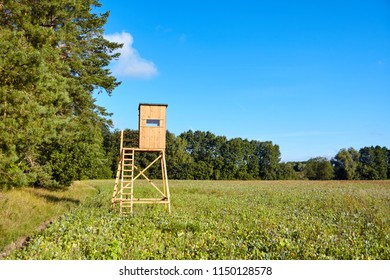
3,180 -> 390,259
0,181 -> 97,256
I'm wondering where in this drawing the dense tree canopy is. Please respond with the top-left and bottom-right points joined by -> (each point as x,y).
304,157 -> 334,180
357,146 -> 388,180
0,0 -> 121,188
332,148 -> 360,180
331,146 -> 389,180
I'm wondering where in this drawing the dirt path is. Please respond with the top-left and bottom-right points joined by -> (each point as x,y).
0,220 -> 53,259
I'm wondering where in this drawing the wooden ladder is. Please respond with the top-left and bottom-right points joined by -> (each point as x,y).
119,148 -> 135,215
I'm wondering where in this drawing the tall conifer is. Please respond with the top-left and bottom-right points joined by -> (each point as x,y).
0,0 -> 121,188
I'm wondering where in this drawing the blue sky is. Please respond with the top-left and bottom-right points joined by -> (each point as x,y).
94,0 -> 390,162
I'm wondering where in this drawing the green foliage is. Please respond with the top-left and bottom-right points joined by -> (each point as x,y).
277,162 -> 298,180
387,149 -> 390,179
180,130 -> 225,180
6,180 -> 390,260
166,131 -> 194,179
357,146 -> 388,180
175,131 -> 285,180
0,0 -> 120,188
257,141 -> 281,180
332,148 -> 360,180
304,157 -> 334,180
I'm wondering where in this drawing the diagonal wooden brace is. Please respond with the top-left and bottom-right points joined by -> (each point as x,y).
133,165 -> 166,197
132,153 -> 162,181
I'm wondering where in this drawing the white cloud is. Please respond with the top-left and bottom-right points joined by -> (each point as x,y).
104,32 -> 158,79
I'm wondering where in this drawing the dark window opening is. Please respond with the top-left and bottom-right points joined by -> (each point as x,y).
146,119 -> 160,127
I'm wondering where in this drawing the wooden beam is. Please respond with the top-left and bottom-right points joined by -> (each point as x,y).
133,166 -> 166,197
132,154 -> 162,182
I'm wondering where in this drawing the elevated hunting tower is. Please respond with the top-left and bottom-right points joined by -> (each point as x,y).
112,103 -> 170,215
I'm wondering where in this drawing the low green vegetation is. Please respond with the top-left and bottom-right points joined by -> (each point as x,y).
0,181 -> 97,254
5,180 -> 390,260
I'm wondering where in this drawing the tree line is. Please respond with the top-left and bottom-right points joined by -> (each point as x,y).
103,129 -> 390,182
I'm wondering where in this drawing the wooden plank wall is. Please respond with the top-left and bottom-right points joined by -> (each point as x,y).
138,104 -> 167,149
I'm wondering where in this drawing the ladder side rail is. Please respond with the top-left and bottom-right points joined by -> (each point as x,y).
112,130 -> 124,207
160,151 -> 166,199
162,150 -> 171,213
130,149 -> 135,214
119,130 -> 125,214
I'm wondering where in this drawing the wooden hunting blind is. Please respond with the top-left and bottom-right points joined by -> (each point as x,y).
112,103 -> 170,215
138,103 -> 168,150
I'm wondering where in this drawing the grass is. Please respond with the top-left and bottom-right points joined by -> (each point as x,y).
3,180 -> 390,259
0,181 -> 97,255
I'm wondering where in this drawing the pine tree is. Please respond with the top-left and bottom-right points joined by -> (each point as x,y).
0,0 -> 121,188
